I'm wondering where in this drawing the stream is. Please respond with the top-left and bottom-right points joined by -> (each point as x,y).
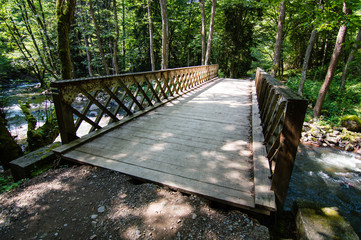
1,82 -> 52,142
284,144 -> 361,238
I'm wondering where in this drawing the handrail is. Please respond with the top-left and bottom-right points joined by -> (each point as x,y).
255,68 -> 307,207
51,65 -> 219,144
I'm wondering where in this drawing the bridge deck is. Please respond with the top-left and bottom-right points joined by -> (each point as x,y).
56,78 -> 275,214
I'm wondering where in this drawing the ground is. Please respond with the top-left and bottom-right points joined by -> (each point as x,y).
0,165 -> 270,240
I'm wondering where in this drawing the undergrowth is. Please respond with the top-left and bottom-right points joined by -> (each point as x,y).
284,67 -> 361,126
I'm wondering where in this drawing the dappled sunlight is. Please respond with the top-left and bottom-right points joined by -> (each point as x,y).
150,142 -> 167,151
221,140 -> 248,151
61,78 -> 256,210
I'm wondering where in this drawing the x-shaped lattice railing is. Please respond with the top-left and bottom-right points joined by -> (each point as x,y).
52,65 -> 219,144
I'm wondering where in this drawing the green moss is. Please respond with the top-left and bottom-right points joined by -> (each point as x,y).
341,115 -> 361,124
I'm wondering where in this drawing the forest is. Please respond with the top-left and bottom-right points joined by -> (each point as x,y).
0,0 -> 361,166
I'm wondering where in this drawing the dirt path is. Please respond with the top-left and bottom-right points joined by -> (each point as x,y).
0,165 -> 269,240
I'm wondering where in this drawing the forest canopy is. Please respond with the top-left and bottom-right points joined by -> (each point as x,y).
0,0 -> 360,121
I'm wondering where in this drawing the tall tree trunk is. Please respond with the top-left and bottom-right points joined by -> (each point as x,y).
204,0 -> 216,66
56,0 -> 76,80
160,0 -> 169,69
313,2 -> 349,118
113,0 -> 120,74
271,0 -> 286,77
298,29 -> 318,95
89,0 -> 110,75
147,0 -> 155,71
200,0 -> 206,65
122,0 -> 126,70
339,28 -> 361,91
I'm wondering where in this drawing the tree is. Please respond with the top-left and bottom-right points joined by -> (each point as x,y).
313,2 -> 349,118
112,0 -> 120,74
339,28 -> 361,91
271,0 -> 285,77
89,0 -> 110,75
200,0 -> 206,65
147,0 -> 155,71
56,0 -> 76,80
298,29 -> 317,95
204,0 -> 216,66
160,0 -> 169,69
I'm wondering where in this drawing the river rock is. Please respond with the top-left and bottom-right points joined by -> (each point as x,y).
345,144 -> 354,152
294,200 -> 359,240
341,115 -> 361,132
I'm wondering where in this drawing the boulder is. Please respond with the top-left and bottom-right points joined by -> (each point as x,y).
294,200 -> 359,240
341,115 -> 361,132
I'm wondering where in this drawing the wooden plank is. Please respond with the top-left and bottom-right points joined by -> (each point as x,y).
82,137 -> 251,172
252,83 -> 276,211
63,150 -> 255,208
76,143 -> 253,193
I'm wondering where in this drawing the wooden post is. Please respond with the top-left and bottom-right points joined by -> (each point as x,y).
52,88 -> 78,144
271,98 -> 307,206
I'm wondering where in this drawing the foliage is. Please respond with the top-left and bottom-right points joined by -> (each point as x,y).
20,101 -> 59,152
285,66 -> 361,125
217,1 -> 262,78
0,171 -> 25,193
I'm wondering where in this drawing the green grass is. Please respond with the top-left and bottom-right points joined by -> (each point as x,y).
0,171 -> 26,193
284,68 -> 361,126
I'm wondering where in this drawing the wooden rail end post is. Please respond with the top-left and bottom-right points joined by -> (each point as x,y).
52,87 -> 78,144
271,98 -> 307,207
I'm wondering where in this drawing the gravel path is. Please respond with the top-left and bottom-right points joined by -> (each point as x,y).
0,165 -> 269,240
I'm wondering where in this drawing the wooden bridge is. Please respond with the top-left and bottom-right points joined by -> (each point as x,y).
51,65 -> 307,215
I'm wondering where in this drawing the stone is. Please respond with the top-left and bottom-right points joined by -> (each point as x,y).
97,206 -> 105,213
341,115 -> 361,132
295,200 -> 359,240
91,214 -> 98,219
345,144 -> 354,152
326,136 -> 338,145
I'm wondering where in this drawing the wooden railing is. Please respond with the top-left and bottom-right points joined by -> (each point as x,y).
255,68 -> 307,207
51,65 -> 219,144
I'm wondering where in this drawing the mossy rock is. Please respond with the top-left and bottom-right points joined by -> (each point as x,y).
0,116 -> 23,169
294,200 -> 359,240
341,115 -> 361,132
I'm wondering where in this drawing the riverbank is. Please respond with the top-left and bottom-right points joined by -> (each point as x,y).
301,119 -> 361,155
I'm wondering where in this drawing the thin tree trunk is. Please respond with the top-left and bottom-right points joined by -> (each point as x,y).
298,29 -> 318,95
313,2 -> 349,118
6,19 -> 45,86
204,0 -> 216,66
271,0 -> 286,77
79,1 -> 93,77
26,0 -> 58,76
200,0 -> 206,65
122,0 -> 126,70
339,28 -> 361,91
147,0 -> 155,71
160,0 -> 169,69
56,0 -> 76,80
113,0 -> 120,74
89,0 -> 110,75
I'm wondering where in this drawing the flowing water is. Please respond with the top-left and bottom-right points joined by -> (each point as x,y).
1,82 -> 51,141
284,144 -> 361,237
